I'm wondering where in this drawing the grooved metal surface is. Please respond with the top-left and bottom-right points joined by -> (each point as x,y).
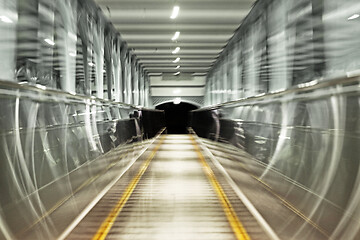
67,135 -> 267,240
151,96 -> 204,107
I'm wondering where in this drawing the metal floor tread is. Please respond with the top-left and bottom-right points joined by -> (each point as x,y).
66,134 -> 269,240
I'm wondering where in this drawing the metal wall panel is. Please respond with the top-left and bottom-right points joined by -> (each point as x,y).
205,0 -> 360,106
0,81 -> 164,239
192,76 -> 360,239
11,0 -> 151,107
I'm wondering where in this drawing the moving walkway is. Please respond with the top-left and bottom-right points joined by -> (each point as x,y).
65,134 -> 273,240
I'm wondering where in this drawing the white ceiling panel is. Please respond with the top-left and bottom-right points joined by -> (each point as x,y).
95,0 -> 255,75
94,0 -> 255,100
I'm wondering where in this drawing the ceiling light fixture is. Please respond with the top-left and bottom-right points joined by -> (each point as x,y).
0,16 -> 12,23
149,73 -> 163,76
192,72 -> 207,76
44,38 -> 55,46
172,47 -> 180,54
67,32 -> 77,41
172,57 -> 180,63
173,97 -> 181,104
175,65 -> 180,69
171,31 -> 180,41
174,71 -> 180,75
348,14 -> 360,20
170,6 -> 180,19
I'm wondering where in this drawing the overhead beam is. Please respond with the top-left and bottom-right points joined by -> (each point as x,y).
121,33 -> 233,42
108,16 -> 245,25
113,23 -> 240,32
134,54 -> 220,59
139,59 -> 215,64
97,0 -> 254,11
133,49 -> 221,55
127,42 -> 225,48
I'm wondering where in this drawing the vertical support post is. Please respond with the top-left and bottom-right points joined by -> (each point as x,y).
126,53 -> 133,104
0,0 -> 16,81
104,30 -> 113,100
120,44 -> 127,103
93,18 -> 104,99
112,37 -> 121,102
57,0 -> 77,93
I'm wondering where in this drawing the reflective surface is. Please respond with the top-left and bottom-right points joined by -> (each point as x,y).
199,1 -> 360,237
0,0 -> 151,106
205,0 -> 360,104
67,135 -> 269,240
0,81 -> 160,240
201,139 -> 329,240
191,77 -> 360,239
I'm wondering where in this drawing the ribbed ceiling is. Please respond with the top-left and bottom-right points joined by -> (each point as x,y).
94,0 -> 255,76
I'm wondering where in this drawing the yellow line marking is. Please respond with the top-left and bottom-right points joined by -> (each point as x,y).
190,135 -> 251,240
250,173 -> 331,239
19,131 -> 166,237
92,136 -> 165,240
213,148 -> 331,239
16,150 -> 126,238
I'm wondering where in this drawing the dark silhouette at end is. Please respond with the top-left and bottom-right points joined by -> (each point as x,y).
156,102 -> 198,134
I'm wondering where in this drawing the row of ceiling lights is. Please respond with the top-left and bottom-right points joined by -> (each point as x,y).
170,5 -> 181,76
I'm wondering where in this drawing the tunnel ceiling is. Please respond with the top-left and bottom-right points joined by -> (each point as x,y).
94,0 -> 255,76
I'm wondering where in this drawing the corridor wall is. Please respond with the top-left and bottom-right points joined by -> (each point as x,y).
0,0 -> 151,107
205,0 -> 360,105
196,0 -> 360,238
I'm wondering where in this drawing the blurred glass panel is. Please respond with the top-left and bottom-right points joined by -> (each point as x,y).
0,0 -> 16,81
323,0 -> 360,78
267,0 -> 289,92
191,80 -> 360,239
205,0 -> 360,104
11,0 -> 148,106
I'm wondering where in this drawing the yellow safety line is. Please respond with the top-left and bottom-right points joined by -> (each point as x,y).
92,136 -> 165,240
250,172 -> 331,239
18,129 -> 167,237
16,150 -> 127,238
190,135 -> 251,240
211,147 -> 331,239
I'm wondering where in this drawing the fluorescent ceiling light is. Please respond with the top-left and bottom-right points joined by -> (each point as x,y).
88,62 -> 95,67
173,89 -> 181,94
348,14 -> 360,20
174,71 -> 180,75
192,72 -> 207,76
170,6 -> 180,19
175,65 -> 180,69
44,38 -> 55,46
67,32 -> 77,41
0,16 -> 12,23
35,84 -> 47,90
69,52 -> 76,57
171,31 -> 180,41
172,47 -> 180,54
173,97 -> 181,104
173,57 -> 180,63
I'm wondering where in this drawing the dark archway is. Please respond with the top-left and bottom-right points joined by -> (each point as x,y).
156,102 -> 198,134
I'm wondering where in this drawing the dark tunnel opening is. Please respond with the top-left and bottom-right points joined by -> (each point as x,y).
156,102 -> 198,134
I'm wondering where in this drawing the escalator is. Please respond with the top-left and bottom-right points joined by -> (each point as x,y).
66,135 -> 272,240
